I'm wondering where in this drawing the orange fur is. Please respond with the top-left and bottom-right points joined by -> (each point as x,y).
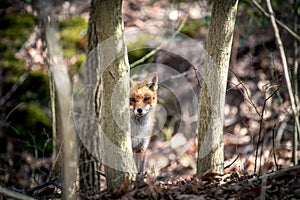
130,72 -> 158,174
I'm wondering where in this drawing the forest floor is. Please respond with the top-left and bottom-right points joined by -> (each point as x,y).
1,0 -> 300,199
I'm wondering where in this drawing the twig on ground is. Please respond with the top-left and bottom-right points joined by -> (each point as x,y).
25,178 -> 62,196
250,165 -> 300,182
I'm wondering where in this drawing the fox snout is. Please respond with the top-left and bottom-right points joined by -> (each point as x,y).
131,104 -> 151,117
130,72 -> 158,119
137,108 -> 143,114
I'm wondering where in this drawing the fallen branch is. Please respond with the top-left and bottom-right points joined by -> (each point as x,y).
25,178 -> 62,196
0,186 -> 35,200
250,165 -> 300,182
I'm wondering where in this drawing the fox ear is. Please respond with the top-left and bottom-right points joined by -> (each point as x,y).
145,72 -> 158,90
130,79 -> 135,87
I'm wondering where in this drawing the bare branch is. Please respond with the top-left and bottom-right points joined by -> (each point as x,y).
265,0 -> 300,165
224,155 -> 240,169
251,0 -> 300,42
228,69 -> 261,117
0,72 -> 29,107
130,15 -> 188,69
254,88 -> 279,175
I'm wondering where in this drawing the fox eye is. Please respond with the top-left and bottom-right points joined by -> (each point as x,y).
130,98 -> 135,102
144,97 -> 150,102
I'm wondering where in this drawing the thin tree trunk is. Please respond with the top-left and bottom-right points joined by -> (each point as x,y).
197,0 -> 239,174
80,0 -> 135,195
37,1 -> 78,197
96,0 -> 135,194
45,24 -> 78,200
293,0 -> 299,166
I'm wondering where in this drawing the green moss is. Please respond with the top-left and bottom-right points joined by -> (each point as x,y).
9,102 -> 51,156
25,71 -> 49,99
0,13 -> 34,92
64,49 -> 77,58
127,34 -> 153,64
0,12 -> 52,156
69,53 -> 86,77
56,16 -> 87,77
76,53 -> 86,65
0,14 -> 90,156
181,18 -> 209,37
58,16 -> 87,58
0,13 -> 36,49
7,88 -> 51,156
0,13 -> 36,76
0,13 -> 35,33
25,103 -> 51,128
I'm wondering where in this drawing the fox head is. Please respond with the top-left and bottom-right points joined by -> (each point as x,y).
130,72 -> 158,118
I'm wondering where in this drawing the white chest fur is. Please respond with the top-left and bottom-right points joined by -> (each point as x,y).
131,112 -> 153,151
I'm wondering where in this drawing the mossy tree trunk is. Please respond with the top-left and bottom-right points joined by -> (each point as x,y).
197,0 -> 239,174
79,0 -> 134,195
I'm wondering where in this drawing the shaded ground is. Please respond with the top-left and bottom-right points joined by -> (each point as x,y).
119,165 -> 300,199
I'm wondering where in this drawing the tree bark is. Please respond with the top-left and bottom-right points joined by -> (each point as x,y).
197,0 -> 239,174
97,0 -> 135,194
81,0 -> 135,195
78,0 -> 102,192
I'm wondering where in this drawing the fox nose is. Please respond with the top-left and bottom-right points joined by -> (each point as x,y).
137,108 -> 143,114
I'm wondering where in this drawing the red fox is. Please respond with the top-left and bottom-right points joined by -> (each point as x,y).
130,72 -> 158,174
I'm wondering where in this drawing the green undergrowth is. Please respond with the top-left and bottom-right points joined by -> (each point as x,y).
0,13 -> 35,81
180,17 -> 209,37
0,12 -> 90,157
58,16 -> 87,77
0,12 -> 52,156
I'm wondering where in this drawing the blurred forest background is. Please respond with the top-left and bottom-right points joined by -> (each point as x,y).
0,0 -> 299,198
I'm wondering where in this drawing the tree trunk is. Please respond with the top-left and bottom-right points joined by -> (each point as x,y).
97,0 -> 135,194
45,24 -> 78,200
77,0 -> 103,192
81,0 -> 135,195
197,0 -> 239,174
38,2 -> 78,198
